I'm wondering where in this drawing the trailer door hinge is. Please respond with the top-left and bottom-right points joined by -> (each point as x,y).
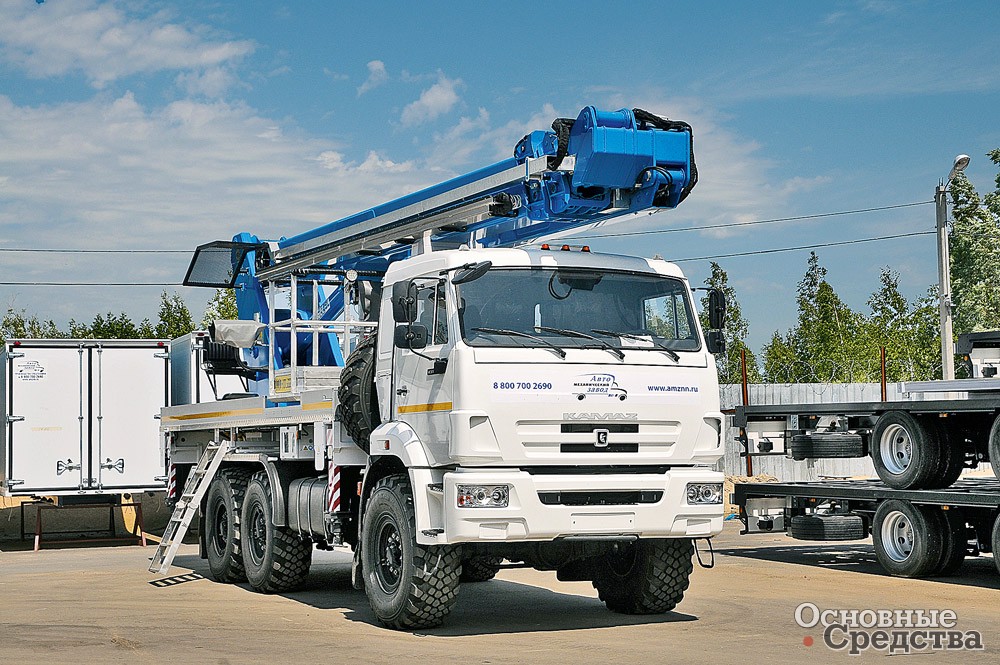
7,352 -> 24,359
154,352 -> 170,359
6,415 -> 24,424
5,479 -> 24,488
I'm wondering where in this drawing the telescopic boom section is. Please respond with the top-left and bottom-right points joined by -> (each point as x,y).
183,105 -> 697,287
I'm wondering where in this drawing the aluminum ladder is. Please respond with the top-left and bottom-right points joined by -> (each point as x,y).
148,441 -> 230,574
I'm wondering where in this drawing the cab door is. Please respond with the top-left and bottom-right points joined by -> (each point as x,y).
393,277 -> 454,465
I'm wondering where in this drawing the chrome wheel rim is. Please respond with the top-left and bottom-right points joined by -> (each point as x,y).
881,510 -> 915,562
879,423 -> 912,475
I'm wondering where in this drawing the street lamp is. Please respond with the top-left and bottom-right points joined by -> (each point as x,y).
936,153 -> 970,381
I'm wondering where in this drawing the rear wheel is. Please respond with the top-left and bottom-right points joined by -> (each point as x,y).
872,500 -> 945,577
988,415 -> 1000,482
592,539 -> 693,614
934,508 -> 967,576
241,472 -> 312,593
992,513 -> 1000,577
204,467 -> 253,583
361,474 -> 461,629
870,412 -> 942,489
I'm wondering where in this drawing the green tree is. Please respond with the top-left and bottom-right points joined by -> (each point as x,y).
763,252 -> 869,382
69,311 -> 152,339
201,288 -> 239,327
949,150 -> 1000,334
698,262 -> 761,384
155,291 -> 195,339
864,269 -> 939,381
1,308 -> 64,342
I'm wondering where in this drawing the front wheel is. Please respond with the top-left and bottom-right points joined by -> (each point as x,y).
241,472 -> 312,593
361,474 -> 461,629
592,538 -> 693,614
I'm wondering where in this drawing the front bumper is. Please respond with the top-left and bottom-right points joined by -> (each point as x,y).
432,466 -> 723,544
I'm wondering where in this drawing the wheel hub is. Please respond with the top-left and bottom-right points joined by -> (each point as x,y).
375,517 -> 403,593
881,510 -> 915,562
880,424 -> 912,475
248,504 -> 267,564
211,499 -> 228,555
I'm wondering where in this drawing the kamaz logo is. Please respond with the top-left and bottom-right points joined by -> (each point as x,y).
563,413 -> 638,420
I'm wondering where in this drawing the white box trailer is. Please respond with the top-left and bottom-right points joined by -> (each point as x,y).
1,339 -> 169,496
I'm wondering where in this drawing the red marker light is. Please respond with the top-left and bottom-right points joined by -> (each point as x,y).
561,244 -> 570,251
581,246 -> 590,252
541,243 -> 550,250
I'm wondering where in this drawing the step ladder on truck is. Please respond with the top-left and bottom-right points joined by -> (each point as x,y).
154,106 -> 729,629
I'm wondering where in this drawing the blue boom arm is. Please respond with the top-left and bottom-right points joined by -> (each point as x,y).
185,106 -> 697,371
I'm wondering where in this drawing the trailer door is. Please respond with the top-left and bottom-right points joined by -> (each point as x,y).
7,345 -> 89,492
93,345 -> 167,491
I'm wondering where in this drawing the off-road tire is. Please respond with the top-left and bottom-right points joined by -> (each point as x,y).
872,499 -> 945,578
592,538 -> 693,614
789,433 -> 866,461
337,334 -> 380,454
241,472 -> 312,593
788,514 -> 866,541
870,412 -> 942,489
204,466 -> 254,583
460,556 -> 503,583
361,474 -> 461,629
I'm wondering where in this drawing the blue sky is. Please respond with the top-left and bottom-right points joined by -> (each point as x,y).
1,0 -> 998,352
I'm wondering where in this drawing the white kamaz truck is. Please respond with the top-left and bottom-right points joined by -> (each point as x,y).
150,106 -> 726,629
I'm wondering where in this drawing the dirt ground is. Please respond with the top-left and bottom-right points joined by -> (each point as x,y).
1,522 -> 998,664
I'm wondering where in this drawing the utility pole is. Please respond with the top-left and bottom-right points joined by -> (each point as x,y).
936,154 -> 971,381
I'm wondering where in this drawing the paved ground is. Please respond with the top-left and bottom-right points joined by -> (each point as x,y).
2,523 -> 998,664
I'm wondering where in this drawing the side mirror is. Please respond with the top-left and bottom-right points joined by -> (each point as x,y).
394,323 -> 428,350
391,281 -> 417,323
708,288 -> 727,330
452,261 -> 492,285
706,329 -> 726,355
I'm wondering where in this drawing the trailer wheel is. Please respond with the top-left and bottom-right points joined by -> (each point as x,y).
934,508 -> 967,576
204,467 -> 253,583
592,538 -> 693,614
870,412 -> 942,489
460,556 -> 503,582
992,513 -> 1000,577
788,433 -> 865,461
872,500 -> 945,577
933,423 -> 966,489
988,415 -> 1000,483
337,334 -> 380,454
788,514 -> 866,541
241,472 -> 312,593
361,474 -> 461,629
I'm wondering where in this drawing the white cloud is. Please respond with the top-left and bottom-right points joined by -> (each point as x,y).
0,92 -> 436,324
0,0 -> 253,89
400,73 -> 462,126
356,60 -> 387,96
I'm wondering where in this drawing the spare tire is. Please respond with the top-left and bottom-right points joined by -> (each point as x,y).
789,433 -> 866,461
788,514 -> 866,541
337,334 -> 380,454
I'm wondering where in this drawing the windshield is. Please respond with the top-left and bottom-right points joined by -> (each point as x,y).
457,267 -> 701,352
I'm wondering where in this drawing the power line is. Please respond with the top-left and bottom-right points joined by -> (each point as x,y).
0,248 -> 189,254
0,282 -> 181,286
561,200 -> 933,240
671,231 -> 935,263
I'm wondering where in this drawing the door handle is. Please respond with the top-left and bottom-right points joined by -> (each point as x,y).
56,459 -> 81,475
101,458 -> 125,473
396,386 -> 408,396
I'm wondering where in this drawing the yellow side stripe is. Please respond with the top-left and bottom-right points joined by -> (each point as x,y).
162,407 -> 264,422
397,401 -> 453,414
301,401 -> 333,411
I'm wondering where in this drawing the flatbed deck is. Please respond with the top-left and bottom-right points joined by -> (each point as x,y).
735,478 -> 1000,509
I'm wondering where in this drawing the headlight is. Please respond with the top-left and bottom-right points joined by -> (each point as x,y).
686,482 -> 723,505
457,484 -> 509,508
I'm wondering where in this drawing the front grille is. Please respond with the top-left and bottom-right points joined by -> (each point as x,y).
560,442 -> 639,453
538,490 -> 663,506
560,423 -> 639,433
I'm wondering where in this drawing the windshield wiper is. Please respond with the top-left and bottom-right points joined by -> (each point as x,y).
534,325 -> 625,360
591,329 -> 680,362
472,327 -> 567,359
